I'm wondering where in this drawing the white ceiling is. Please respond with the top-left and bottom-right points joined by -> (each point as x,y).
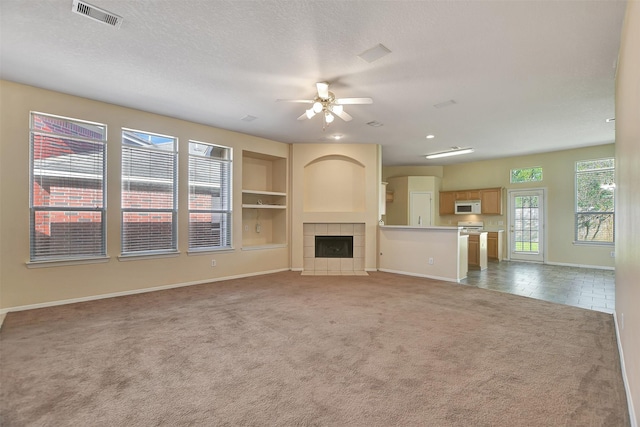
0,0 -> 626,166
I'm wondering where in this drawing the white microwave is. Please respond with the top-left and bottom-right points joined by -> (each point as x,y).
455,200 -> 481,214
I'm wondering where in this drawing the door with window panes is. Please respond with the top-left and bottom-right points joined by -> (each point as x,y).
509,189 -> 544,262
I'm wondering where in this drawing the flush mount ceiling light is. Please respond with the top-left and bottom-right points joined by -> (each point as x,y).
277,82 -> 372,130
425,147 -> 474,159
426,134 -> 435,139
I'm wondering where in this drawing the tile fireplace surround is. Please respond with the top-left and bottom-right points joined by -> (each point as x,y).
302,223 -> 367,276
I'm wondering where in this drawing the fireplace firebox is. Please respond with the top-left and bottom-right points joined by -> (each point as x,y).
315,236 -> 353,258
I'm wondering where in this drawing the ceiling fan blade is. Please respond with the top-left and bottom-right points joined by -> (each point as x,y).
276,99 -> 313,103
334,109 -> 353,122
335,97 -> 373,105
316,82 -> 330,99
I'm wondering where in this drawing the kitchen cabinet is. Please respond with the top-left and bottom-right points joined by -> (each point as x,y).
242,150 -> 287,249
467,232 -> 488,270
487,230 -> 504,261
480,188 -> 502,215
455,190 -> 481,200
439,187 -> 503,215
439,191 -> 456,215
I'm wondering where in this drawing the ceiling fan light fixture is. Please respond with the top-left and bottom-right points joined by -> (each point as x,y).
425,147 -> 474,159
313,102 -> 323,113
305,109 -> 316,119
325,112 -> 334,123
331,104 -> 343,115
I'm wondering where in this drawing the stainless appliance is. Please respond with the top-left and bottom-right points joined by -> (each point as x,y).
455,200 -> 481,214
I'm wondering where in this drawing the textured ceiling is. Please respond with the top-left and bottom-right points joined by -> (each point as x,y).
0,0 -> 626,165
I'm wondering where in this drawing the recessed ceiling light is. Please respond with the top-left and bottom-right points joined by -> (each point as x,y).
358,44 -> 392,63
426,134 -> 435,139
332,135 -> 343,140
367,120 -> 384,127
425,147 -> 474,159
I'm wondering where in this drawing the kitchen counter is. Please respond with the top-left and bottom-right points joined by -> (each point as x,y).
378,225 -> 468,282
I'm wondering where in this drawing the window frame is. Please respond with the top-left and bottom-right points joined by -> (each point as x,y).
574,158 -> 615,245
120,128 -> 178,256
188,140 -> 233,252
29,111 -> 108,263
510,167 -> 543,184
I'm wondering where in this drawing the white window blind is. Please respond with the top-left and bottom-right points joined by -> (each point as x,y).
188,141 -> 232,250
30,112 -> 107,261
121,129 -> 178,254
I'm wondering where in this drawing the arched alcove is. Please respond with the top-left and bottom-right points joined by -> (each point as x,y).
303,155 -> 366,212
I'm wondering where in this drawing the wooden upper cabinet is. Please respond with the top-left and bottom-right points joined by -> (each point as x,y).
453,190 -> 481,200
480,188 -> 502,215
439,191 -> 456,215
439,187 -> 503,215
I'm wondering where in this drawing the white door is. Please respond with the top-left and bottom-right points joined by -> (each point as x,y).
509,189 -> 544,262
410,192 -> 432,226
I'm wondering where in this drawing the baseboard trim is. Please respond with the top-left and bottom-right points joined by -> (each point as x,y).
614,310 -> 638,427
377,268 -> 459,283
0,268 -> 290,316
544,261 -> 615,271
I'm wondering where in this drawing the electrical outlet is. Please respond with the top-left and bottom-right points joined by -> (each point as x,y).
428,257 -> 434,265
256,224 -> 261,233
211,259 -> 216,267
244,225 -> 249,231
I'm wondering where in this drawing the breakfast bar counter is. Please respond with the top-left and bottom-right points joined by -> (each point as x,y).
378,225 -> 468,282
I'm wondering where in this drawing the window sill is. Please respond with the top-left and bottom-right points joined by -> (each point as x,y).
572,241 -> 614,247
26,256 -> 111,269
118,252 -> 180,262
187,247 -> 235,256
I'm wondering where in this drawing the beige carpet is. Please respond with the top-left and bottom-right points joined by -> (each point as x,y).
0,271 -> 630,426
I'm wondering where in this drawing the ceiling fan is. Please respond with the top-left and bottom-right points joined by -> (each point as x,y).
277,82 -> 373,128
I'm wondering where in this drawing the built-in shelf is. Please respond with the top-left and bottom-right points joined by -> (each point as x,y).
242,150 -> 288,248
242,204 -> 286,209
242,190 -> 286,196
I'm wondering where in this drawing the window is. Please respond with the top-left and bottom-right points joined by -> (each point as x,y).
30,112 -> 107,261
188,141 -> 232,251
511,167 -> 543,183
575,158 -> 614,243
121,129 -> 177,254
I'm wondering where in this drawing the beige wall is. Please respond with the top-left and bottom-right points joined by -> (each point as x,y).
290,144 -> 381,271
385,176 -> 440,226
615,1 -> 640,423
0,81 -> 290,310
384,144 -> 616,268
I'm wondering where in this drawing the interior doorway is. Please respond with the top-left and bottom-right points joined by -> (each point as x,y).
508,189 -> 545,262
410,192 -> 432,226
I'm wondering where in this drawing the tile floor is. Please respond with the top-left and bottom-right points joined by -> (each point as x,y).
461,261 -> 615,314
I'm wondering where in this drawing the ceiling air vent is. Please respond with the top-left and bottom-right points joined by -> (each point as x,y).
72,0 -> 123,28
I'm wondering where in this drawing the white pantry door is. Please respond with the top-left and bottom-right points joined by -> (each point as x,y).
410,192 -> 432,226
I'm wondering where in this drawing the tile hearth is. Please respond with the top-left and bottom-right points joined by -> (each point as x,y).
302,223 -> 367,276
